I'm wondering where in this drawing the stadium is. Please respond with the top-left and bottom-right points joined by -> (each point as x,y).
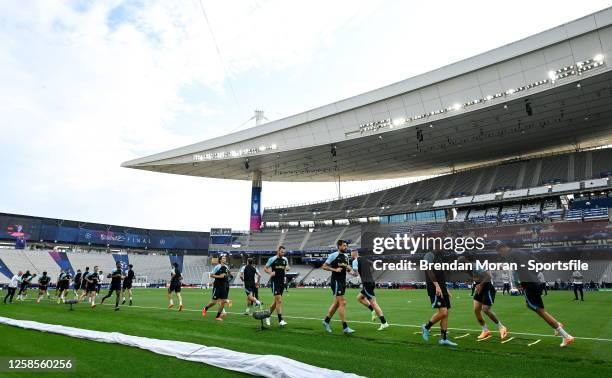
2,5 -> 612,378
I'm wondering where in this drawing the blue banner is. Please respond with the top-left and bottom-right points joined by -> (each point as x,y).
14,238 -> 26,249
48,251 -> 75,276
112,254 -> 130,274
40,224 -> 79,243
0,258 -> 14,280
1,214 -> 208,251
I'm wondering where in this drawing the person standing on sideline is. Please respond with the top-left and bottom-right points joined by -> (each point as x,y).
502,271 -> 511,295
538,271 -> 548,296
572,270 -> 584,301
4,271 -> 22,304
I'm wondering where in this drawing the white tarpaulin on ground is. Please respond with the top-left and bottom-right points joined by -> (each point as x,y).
0,316 -> 363,378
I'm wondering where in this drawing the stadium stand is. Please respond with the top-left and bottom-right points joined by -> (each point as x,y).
467,209 -> 487,223
263,149 -> 612,223
1,152 -> 610,291
248,231 -> 281,249
541,154 -> 569,184
451,209 -> 469,222
282,229 -> 310,250
377,269 -> 423,284
500,204 -> 521,222
542,199 -> 564,219
0,249 -> 211,286
303,228 -> 344,249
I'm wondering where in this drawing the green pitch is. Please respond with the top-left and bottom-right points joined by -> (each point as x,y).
1,288 -> 611,377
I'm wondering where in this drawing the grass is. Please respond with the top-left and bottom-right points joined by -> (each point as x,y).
1,288 -> 611,377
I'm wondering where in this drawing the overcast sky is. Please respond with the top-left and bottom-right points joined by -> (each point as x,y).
1,0 -> 610,231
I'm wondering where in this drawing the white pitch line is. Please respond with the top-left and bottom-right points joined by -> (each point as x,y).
528,339 -> 541,347
477,335 -> 492,342
454,333 -> 470,339
501,337 -> 515,344
18,300 -> 612,342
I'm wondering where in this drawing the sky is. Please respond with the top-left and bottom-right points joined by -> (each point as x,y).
1,0 -> 610,231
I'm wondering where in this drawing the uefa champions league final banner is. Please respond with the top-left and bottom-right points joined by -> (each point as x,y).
250,186 -> 262,232
0,258 -> 14,280
112,254 -> 130,274
48,251 -> 75,276
169,255 -> 184,272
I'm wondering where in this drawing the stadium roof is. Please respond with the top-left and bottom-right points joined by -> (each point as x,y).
122,8 -> 612,182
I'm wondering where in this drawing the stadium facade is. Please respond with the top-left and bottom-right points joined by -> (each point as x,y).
123,8 -> 612,236
122,9 -> 612,183
5,9 -> 610,288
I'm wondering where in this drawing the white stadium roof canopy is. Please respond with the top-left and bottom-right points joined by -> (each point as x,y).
122,7 -> 612,182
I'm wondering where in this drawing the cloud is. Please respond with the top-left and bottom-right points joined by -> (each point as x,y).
0,0 -> 609,231
0,0 -> 381,230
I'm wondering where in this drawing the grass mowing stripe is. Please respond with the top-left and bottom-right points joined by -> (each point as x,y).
116,303 -> 612,342
4,288 -> 611,377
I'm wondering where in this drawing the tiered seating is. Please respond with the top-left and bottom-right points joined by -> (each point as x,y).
583,208 -> 609,220
601,262 -> 612,284
68,252 -> 115,273
342,225 -> 362,245
467,209 -> 487,223
520,203 -> 541,214
282,230 -> 308,249
517,202 -> 542,221
542,199 -> 563,220
413,223 -> 444,233
264,149 -> 612,223
388,224 -> 413,234
449,170 -> 482,196
592,149 -> 612,177
303,228 -> 343,249
451,209 -> 469,222
581,261 -> 611,283
379,185 -> 409,206
363,191 -> 386,208
21,250 -> 62,279
493,163 -> 521,191
411,175 -> 447,201
0,250 -> 39,283
300,267 -> 330,285
128,254 -> 173,283
183,255 -> 209,284
342,195 -> 367,210
377,268 -> 423,283
574,153 -> 587,180
565,209 -> 583,221
248,231 -> 281,249
484,207 -> 500,223
540,154 -> 569,184
500,204 -> 520,222
0,249 -> 178,285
